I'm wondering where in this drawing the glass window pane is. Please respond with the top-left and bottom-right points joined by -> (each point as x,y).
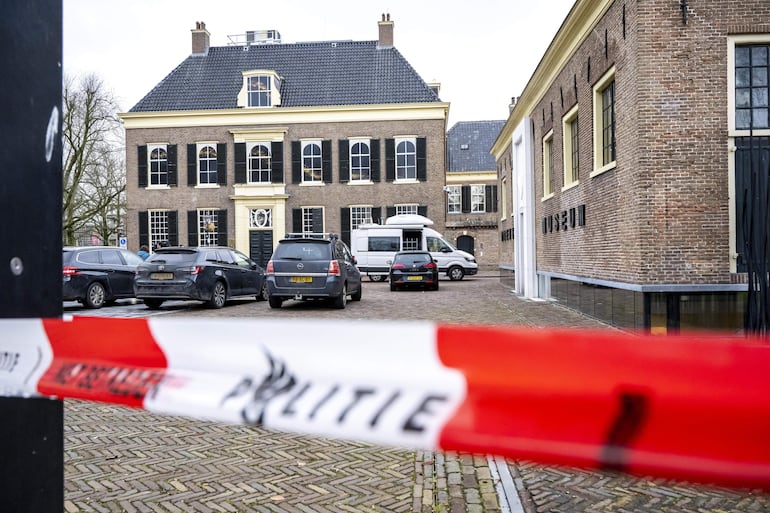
753,108 -> 769,129
736,109 -> 751,129
752,67 -> 768,87
751,46 -> 768,66
736,46 -> 751,67
753,89 -> 769,107
736,89 -> 751,108
736,68 -> 751,87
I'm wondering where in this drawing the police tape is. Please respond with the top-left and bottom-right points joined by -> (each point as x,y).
1,316 -> 769,490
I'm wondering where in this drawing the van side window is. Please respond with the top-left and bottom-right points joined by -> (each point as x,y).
368,236 -> 400,251
427,237 -> 445,252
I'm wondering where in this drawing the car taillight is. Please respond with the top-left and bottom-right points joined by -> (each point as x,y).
63,266 -> 79,276
266,260 -> 274,275
328,260 -> 341,276
391,263 -> 406,270
180,266 -> 203,275
425,262 -> 437,269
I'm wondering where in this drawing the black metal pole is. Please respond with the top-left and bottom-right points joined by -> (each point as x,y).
0,2 -> 64,512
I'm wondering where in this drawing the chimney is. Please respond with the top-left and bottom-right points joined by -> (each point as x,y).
377,13 -> 393,49
191,21 -> 210,55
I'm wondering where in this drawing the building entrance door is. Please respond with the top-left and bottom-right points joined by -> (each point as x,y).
249,230 -> 274,268
735,136 -> 770,273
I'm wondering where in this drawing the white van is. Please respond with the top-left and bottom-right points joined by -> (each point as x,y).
350,214 -> 478,281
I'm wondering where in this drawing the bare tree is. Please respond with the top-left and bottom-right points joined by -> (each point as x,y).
62,74 -> 125,246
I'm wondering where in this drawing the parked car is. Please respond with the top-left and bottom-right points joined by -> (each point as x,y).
134,246 -> 266,309
266,234 -> 362,309
63,246 -> 145,308
389,251 -> 439,291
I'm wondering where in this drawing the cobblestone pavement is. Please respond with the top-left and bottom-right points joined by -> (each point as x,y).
63,272 -> 770,512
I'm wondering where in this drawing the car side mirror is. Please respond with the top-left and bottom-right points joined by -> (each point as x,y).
441,247 -> 452,253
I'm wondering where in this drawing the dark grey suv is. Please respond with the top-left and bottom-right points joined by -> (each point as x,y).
266,234 -> 362,309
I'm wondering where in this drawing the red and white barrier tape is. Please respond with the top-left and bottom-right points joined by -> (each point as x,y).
1,316 -> 769,490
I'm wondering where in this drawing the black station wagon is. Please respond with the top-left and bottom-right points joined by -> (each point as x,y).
63,246 -> 145,308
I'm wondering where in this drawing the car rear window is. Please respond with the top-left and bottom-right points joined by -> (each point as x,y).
274,242 -> 331,260
395,253 -> 430,265
147,251 -> 198,264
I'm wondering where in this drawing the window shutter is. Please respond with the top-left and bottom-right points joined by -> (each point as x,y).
341,208 -> 351,247
167,145 -> 178,186
416,137 -> 427,181
322,140 -> 332,184
234,142 -> 246,184
385,139 -> 395,182
338,140 -> 349,183
461,185 -> 471,213
187,144 -> 197,186
487,185 -> 498,212
386,206 -> 396,219
418,205 -> 428,218
312,208 -> 324,233
291,141 -> 301,184
370,139 -> 380,182
137,146 -> 148,188
168,211 -> 179,246
271,141 -> 283,184
217,209 -> 228,246
138,211 -> 149,247
292,209 -> 302,233
371,207 -> 382,225
217,143 -> 227,185
187,210 -> 198,246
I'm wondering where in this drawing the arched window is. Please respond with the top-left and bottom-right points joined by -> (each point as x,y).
396,139 -> 416,180
248,144 -> 271,183
198,145 -> 217,184
149,146 -> 168,185
302,142 -> 323,183
350,141 -> 370,181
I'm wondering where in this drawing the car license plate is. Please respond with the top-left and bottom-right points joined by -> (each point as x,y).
290,276 -> 313,283
151,272 -> 174,280
407,275 -> 423,281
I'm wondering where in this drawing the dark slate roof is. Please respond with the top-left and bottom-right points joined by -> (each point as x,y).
130,40 -> 440,112
446,120 -> 506,172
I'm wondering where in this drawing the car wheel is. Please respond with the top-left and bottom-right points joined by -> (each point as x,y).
209,281 -> 227,309
256,282 -> 268,302
268,296 -> 283,309
84,282 -> 106,309
144,299 -> 164,310
448,266 -> 465,281
350,283 -> 362,301
333,284 -> 347,309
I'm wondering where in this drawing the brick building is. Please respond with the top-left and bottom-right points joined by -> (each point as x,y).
444,120 -> 504,269
492,0 -> 770,332
119,16 -> 448,267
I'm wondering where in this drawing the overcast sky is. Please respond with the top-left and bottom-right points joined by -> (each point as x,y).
63,0 -> 575,127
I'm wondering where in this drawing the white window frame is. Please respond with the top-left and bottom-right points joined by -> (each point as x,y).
302,207 -> 324,234
198,208 -> 219,247
542,130 -> 554,200
149,210 -> 169,248
148,144 -> 168,187
395,137 -> 417,181
350,206 -> 373,230
395,204 -> 418,215
302,141 -> 323,184
349,139 -> 371,182
238,70 -> 282,108
447,185 -> 461,214
247,142 -> 272,183
562,104 -> 580,190
729,35 -> 770,136
471,185 -> 486,213
197,143 -> 218,186
249,208 -> 273,229
592,66 -> 617,177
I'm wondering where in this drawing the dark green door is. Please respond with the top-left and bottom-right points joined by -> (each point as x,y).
735,136 -> 770,273
249,230 -> 274,268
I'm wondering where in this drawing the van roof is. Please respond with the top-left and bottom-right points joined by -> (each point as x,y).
384,214 -> 433,226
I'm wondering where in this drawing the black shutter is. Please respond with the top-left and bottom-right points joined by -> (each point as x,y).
416,137 -> 427,181
167,144 -> 178,186
487,185 -> 498,212
322,140 -> 332,183
338,140 -> 349,183
291,141 -> 301,184
371,207 -> 382,225
292,209 -> 302,233
461,185 -> 471,213
385,139 -> 395,182
187,144 -> 197,186
234,142 -> 246,184
138,145 -> 148,188
341,208 -> 351,247
418,205 -> 428,218
217,209 -> 228,246
370,139 -> 380,182
168,211 -> 179,246
187,210 -> 198,246
138,211 -> 149,247
271,141 -> 283,184
312,208 -> 324,233
386,206 -> 396,219
217,143 -> 227,185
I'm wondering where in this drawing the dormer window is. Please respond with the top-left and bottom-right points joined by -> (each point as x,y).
238,70 -> 282,108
